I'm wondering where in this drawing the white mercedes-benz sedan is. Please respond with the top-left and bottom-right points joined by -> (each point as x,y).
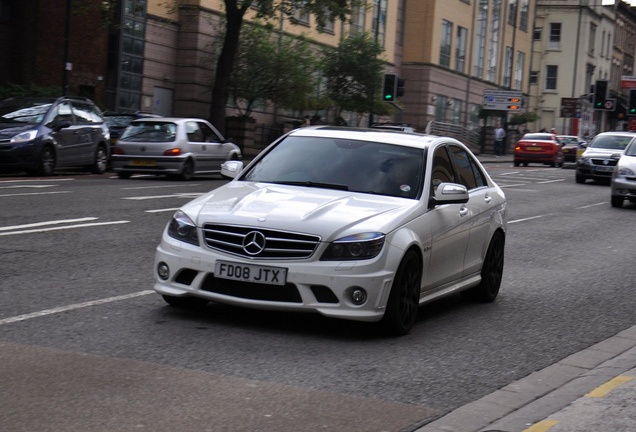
154,126 -> 507,335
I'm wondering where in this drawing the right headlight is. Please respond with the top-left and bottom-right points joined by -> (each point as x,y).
616,166 -> 635,178
320,233 -> 385,261
11,129 -> 38,144
167,210 -> 199,246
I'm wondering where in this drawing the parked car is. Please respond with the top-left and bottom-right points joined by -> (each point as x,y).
576,131 -> 636,184
556,135 -> 581,163
0,96 -> 110,176
610,139 -> 636,208
111,117 -> 241,180
513,133 -> 564,167
153,126 -> 508,335
104,111 -> 159,145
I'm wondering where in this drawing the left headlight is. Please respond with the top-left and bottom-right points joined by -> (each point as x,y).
11,129 -> 38,144
616,166 -> 635,177
320,233 -> 385,261
167,210 -> 199,246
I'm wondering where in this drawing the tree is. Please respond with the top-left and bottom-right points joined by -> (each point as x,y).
321,32 -> 395,125
229,23 -> 324,119
210,0 -> 359,133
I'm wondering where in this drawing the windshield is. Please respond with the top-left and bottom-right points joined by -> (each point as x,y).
0,100 -> 53,126
105,115 -> 137,128
625,141 -> 636,156
589,135 -> 634,150
522,134 -> 553,141
120,122 -> 177,142
240,136 -> 425,199
556,136 -> 579,145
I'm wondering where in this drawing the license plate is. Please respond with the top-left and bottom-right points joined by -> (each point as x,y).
526,146 -> 542,151
131,160 -> 156,167
595,165 -> 614,172
215,261 -> 287,286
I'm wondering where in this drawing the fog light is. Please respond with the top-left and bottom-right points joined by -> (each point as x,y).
350,287 -> 367,305
157,262 -> 170,280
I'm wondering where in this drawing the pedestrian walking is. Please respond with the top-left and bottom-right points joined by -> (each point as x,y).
494,123 -> 506,157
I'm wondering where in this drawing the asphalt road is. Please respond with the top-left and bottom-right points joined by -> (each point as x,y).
0,165 -> 634,431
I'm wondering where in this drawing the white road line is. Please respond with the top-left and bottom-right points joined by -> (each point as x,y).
123,193 -> 203,200
0,178 -> 74,183
0,191 -> 71,198
509,214 -> 551,224
0,185 -> 57,189
0,291 -> 155,325
0,220 -> 130,236
0,217 -> 98,232
538,179 -> 566,184
499,183 -> 531,188
145,208 -> 180,213
122,184 -> 201,190
577,202 -> 608,209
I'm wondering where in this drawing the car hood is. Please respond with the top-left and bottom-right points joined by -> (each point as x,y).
583,147 -> 625,158
181,181 -> 421,241
0,124 -> 34,137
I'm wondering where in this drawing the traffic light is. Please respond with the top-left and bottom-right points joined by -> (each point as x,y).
629,89 -> 636,116
382,73 -> 398,101
594,79 -> 608,109
397,78 -> 405,97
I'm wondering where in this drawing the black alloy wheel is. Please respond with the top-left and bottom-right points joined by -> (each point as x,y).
464,231 -> 505,302
37,146 -> 56,176
92,145 -> 108,174
382,249 -> 422,336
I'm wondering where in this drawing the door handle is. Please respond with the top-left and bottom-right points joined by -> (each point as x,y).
459,206 -> 469,217
484,195 -> 492,204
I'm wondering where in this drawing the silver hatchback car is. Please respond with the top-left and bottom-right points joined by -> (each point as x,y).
610,139 -> 636,208
111,117 -> 241,180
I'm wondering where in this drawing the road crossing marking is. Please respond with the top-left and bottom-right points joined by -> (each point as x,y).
123,193 -> 204,200
0,220 -> 130,236
145,208 -> 180,213
0,217 -> 98,232
508,214 -> 551,224
0,191 -> 71,198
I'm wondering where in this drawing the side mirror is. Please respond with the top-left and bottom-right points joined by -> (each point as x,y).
430,182 -> 469,207
611,152 -> 622,160
221,160 -> 244,179
55,120 -> 72,131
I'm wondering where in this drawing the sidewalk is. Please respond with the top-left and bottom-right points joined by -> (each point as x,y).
415,325 -> 636,432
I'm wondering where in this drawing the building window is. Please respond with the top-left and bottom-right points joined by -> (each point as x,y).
533,27 -> 542,41
473,0 -> 488,78
508,0 -> 517,26
118,1 -> 147,112
515,51 -> 525,90
372,0 -> 387,47
440,20 -> 453,67
530,71 -> 539,85
519,0 -> 529,31
435,95 -> 448,122
503,47 -> 512,88
546,65 -> 558,90
350,2 -> 366,35
469,104 -> 480,130
548,23 -> 561,49
456,26 -> 468,73
589,23 -> 596,56
487,0 -> 502,82
451,98 -> 462,124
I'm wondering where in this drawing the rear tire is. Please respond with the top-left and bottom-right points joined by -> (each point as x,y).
91,145 -> 108,174
464,231 -> 504,303
382,250 -> 422,336
180,160 -> 194,181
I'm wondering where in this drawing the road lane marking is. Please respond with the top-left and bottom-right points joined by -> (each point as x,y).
538,179 -> 565,184
0,217 -> 98,232
585,375 -> 634,398
145,208 -> 180,213
122,184 -> 201,190
0,220 -> 130,236
0,291 -> 155,325
523,420 -> 560,432
577,202 -> 608,209
0,191 -> 71,198
0,178 -> 74,183
123,193 -> 203,200
0,185 -> 57,189
509,214 -> 550,224
499,183 -> 531,188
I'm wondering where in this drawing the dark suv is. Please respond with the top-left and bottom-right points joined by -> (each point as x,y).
0,96 -> 110,176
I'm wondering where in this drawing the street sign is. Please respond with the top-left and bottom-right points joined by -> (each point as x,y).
560,97 -> 581,118
621,76 -> 636,88
483,90 -> 523,111
604,99 -> 616,111
630,118 -> 636,131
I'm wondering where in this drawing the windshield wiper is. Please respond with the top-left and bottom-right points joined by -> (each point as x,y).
270,180 -> 349,191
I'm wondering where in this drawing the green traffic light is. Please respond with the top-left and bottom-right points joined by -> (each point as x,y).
385,95 -> 393,100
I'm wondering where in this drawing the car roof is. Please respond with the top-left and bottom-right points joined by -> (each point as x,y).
130,117 -> 207,123
287,126 -> 451,150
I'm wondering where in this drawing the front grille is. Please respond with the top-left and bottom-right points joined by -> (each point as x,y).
202,224 -> 320,259
201,274 -> 302,302
591,158 -> 617,166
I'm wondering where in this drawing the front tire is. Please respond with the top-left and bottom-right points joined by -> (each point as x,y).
575,173 -> 586,184
611,195 -> 624,208
34,146 -> 56,176
464,231 -> 504,302
162,295 -> 209,309
382,249 -> 422,336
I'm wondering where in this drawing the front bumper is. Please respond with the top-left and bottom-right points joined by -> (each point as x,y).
611,175 -> 636,199
153,234 -> 401,322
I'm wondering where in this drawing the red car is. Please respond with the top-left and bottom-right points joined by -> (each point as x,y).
513,133 -> 564,167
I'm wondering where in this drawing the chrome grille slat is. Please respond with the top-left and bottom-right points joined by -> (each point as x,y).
203,223 -> 320,259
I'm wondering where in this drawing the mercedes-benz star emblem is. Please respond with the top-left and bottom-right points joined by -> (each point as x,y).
243,231 -> 266,255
